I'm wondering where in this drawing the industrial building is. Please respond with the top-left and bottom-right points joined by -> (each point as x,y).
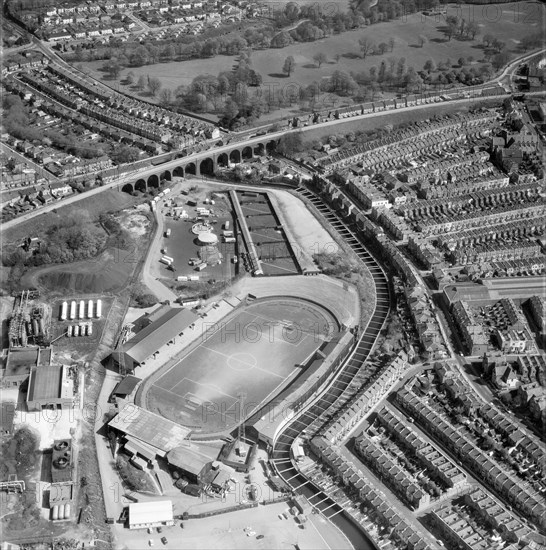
110,307 -> 198,372
1,347 -> 51,388
128,500 -> 174,530
26,364 -> 74,412
0,402 -> 16,435
166,445 -> 213,485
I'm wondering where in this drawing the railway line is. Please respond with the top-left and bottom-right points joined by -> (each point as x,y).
268,186 -> 391,544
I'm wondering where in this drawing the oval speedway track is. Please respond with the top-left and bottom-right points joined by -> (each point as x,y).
269,185 -> 391,525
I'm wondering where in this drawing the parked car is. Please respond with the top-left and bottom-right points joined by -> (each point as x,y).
161,537 -> 168,545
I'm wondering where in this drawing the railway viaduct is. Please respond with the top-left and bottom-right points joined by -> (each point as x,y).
121,138 -> 279,194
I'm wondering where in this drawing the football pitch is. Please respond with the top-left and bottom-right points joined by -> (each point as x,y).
146,298 -> 338,433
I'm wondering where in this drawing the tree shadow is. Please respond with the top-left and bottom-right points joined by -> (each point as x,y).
302,63 -> 318,69
430,37 -> 445,43
268,72 -> 289,78
409,44 -> 421,48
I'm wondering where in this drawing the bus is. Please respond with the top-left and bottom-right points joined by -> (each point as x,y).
291,438 -> 305,463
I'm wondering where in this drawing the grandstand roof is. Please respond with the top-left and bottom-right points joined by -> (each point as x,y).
108,403 -> 191,454
118,307 -> 198,365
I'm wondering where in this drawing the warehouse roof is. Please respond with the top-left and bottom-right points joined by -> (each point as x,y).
128,500 -> 173,527
27,365 -> 62,401
118,307 -> 198,365
108,403 -> 191,454
166,445 -> 212,477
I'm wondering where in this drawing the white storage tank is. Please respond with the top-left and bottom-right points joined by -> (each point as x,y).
52,505 -> 59,521
61,301 -> 68,321
88,300 -> 94,319
87,323 -> 93,336
64,503 -> 71,520
58,504 -> 65,520
79,325 -> 84,336
69,301 -> 76,320
96,299 -> 102,319
79,300 -> 85,320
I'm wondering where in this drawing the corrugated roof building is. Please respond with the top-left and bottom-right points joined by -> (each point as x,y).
128,500 -> 174,530
108,403 -> 191,455
111,307 -> 199,371
166,444 -> 212,485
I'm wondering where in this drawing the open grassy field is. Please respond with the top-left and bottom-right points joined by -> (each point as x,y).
79,2 -> 544,103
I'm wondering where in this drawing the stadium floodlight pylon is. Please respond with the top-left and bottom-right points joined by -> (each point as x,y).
236,391 -> 247,458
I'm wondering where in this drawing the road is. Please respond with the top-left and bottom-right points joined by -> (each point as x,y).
2,37 -> 544,231
7,84 -> 546,234
140,184 -> 180,302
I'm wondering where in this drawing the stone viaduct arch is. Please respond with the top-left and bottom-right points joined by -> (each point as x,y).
123,138 -> 279,193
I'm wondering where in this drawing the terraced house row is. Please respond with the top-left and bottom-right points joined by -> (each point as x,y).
451,240 -> 542,267
415,201 -> 546,236
33,63 -> 215,140
15,69 -> 213,148
478,402 -> 546,467
46,64 -> 218,138
431,502 -> 528,550
319,111 -> 497,173
438,214 -> 546,250
416,172 -> 510,199
3,76 -> 165,159
396,387 -> 546,529
375,406 -> 467,490
397,183 -> 542,222
464,488 -> 534,544
401,151 -> 490,184
317,351 -> 408,445
465,257 -> 546,280
310,438 -> 432,550
354,432 -> 431,510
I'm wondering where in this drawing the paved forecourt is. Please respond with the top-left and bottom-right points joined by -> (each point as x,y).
147,297 -> 339,433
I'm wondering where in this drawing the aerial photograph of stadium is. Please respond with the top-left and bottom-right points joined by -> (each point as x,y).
0,0 -> 545,548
